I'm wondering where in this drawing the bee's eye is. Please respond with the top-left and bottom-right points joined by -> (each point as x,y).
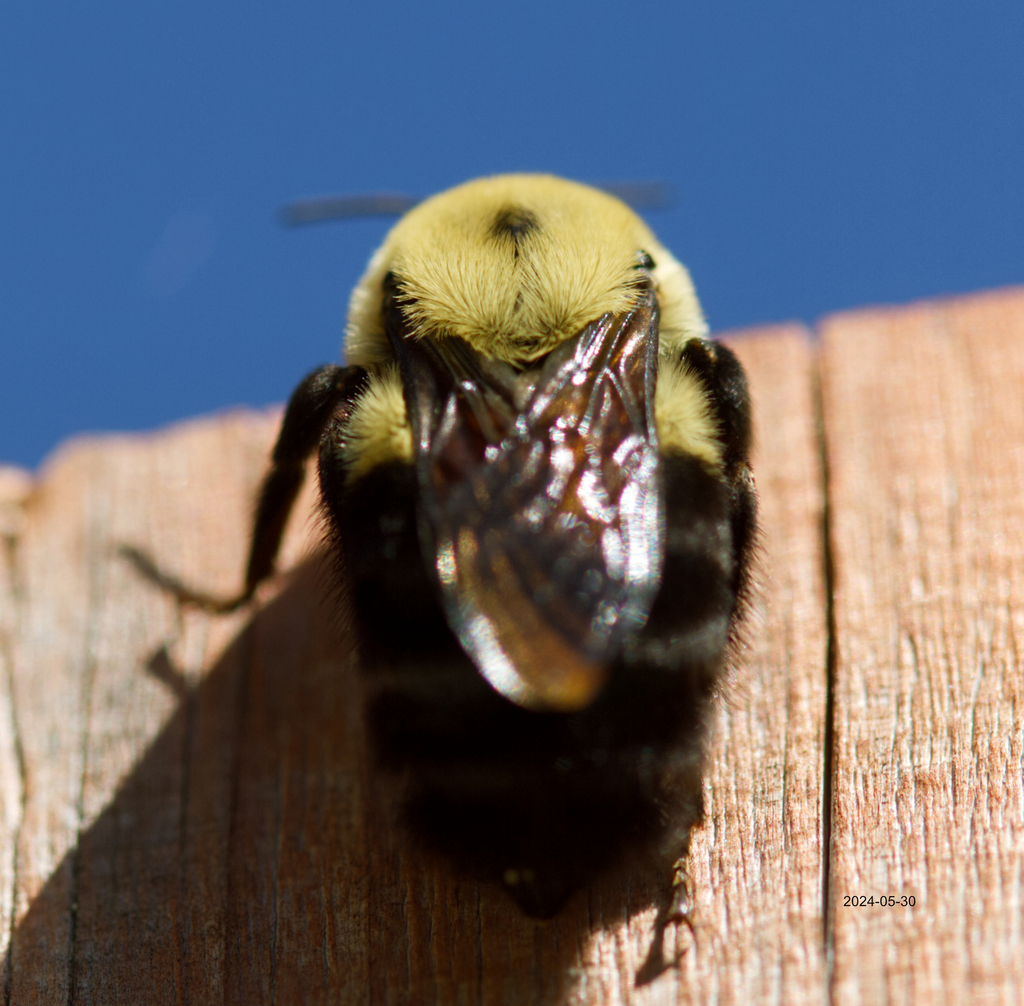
635,250 -> 656,271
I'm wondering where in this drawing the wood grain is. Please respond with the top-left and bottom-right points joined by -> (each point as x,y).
821,287 -> 1024,1005
1,288 -> 1020,1002
0,466 -> 31,1000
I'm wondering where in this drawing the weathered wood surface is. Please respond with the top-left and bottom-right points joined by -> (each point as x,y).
0,287 -> 1020,1004
821,288 -> 1024,1004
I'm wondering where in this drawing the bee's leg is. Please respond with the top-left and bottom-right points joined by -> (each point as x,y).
679,338 -> 759,607
663,760 -> 703,930
636,850 -> 698,985
668,851 -> 696,924
122,364 -> 369,612
678,338 -> 752,470
635,768 -> 704,984
240,365 -> 369,600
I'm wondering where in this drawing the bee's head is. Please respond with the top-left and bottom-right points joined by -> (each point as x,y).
344,174 -> 706,367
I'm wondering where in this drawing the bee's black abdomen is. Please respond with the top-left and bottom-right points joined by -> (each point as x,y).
405,783 -> 664,918
319,442 -> 736,917
637,453 -> 736,683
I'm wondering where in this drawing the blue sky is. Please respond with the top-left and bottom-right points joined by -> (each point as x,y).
2,1 -> 1022,468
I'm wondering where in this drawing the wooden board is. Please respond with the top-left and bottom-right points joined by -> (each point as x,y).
0,287 -> 1020,1003
821,287 -> 1024,1004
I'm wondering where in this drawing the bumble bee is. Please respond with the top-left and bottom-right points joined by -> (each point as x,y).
147,175 -> 757,918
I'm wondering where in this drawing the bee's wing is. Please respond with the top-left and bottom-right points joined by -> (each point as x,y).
388,283 -> 663,711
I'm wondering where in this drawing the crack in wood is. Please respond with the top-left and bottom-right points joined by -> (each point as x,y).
815,348 -> 839,1005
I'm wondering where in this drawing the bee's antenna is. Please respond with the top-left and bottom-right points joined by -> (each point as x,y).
592,181 -> 677,212
279,193 -> 421,227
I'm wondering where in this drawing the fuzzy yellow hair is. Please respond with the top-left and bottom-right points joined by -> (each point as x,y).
654,358 -> 723,467
344,174 -> 707,367
340,364 -> 412,482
